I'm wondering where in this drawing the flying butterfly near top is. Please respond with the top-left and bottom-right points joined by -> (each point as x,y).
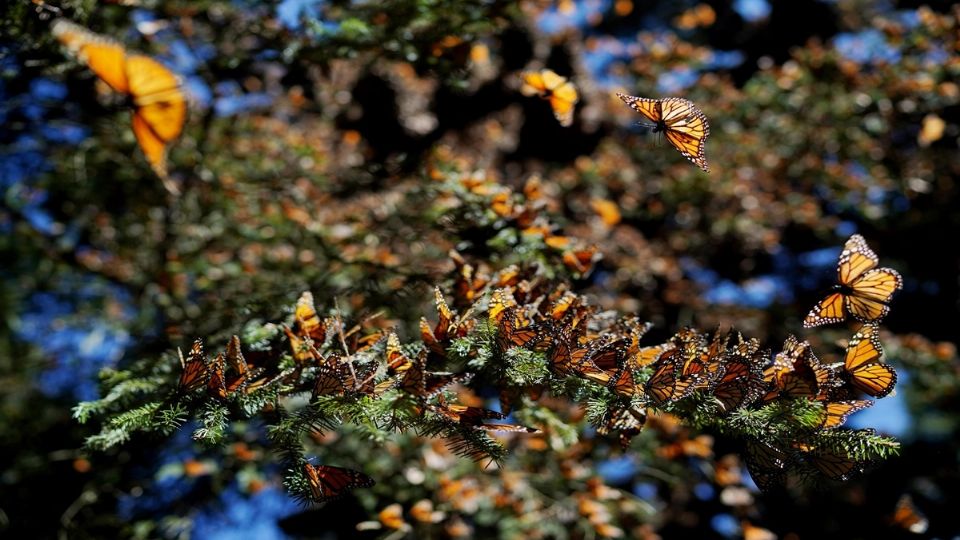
616,93 -> 711,172
803,234 -> 902,327
52,19 -> 186,194
520,69 -> 579,127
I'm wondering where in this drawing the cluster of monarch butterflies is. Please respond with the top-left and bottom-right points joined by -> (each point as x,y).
52,19 -> 186,194
176,335 -> 274,399
173,233 -> 903,500
520,68 -> 711,172
743,234 -> 903,489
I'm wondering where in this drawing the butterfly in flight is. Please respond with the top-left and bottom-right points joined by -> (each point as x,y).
803,234 -> 902,328
520,69 -> 579,127
890,494 -> 929,534
617,93 -> 711,172
52,19 -> 186,194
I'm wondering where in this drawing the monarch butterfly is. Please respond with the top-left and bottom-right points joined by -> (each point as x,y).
420,288 -> 453,356
399,349 -> 469,399
743,438 -> 789,492
763,336 -> 836,401
596,405 -> 647,448
206,353 -> 232,399
384,332 -> 414,374
177,339 -> 207,393
312,361 -> 351,398
818,400 -> 873,429
842,323 -> 897,398
629,342 -> 675,370
890,494 -> 929,534
561,245 -> 600,276
796,442 -> 864,481
283,325 -> 315,365
617,93 -> 711,172
548,332 -> 613,380
450,250 -> 488,304
302,463 -> 375,503
804,235 -> 903,327
520,69 -> 579,127
644,349 -> 710,405
605,361 -> 639,398
434,400 -> 538,433
220,335 -> 257,394
52,19 -> 186,193
295,291 -> 327,343
712,346 -> 765,413
495,307 -> 542,353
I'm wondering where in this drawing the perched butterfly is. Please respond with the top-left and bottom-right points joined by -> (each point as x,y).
312,360 -> 351,398
712,342 -> 765,413
384,332 -> 414,374
302,463 -> 375,503
596,405 -> 647,448
617,93 -> 711,172
295,291 -> 328,343
399,349 -> 469,399
177,339 -> 207,393
520,69 -> 579,127
762,335 -> 835,401
890,494 -> 929,534
818,400 -> 873,430
52,19 -> 186,193
283,324 -> 315,365
743,438 -> 790,492
843,324 -> 897,398
804,235 -> 903,327
206,353 -> 228,399
796,441 -> 865,481
434,400 -> 538,433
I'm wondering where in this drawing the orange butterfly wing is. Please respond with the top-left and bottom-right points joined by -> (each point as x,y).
177,339 -> 208,393
53,20 -> 130,93
616,92 -> 662,124
819,400 -> 872,429
303,463 -> 375,503
660,97 -> 710,172
803,291 -> 846,328
54,20 -> 185,190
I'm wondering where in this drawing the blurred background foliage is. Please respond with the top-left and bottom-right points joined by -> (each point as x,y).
1,0 -> 959,538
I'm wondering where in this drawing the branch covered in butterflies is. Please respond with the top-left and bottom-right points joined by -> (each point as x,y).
75,233 -> 903,503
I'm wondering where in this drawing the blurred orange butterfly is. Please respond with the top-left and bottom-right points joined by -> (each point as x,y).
890,494 -> 929,534
803,235 -> 902,327
52,19 -> 186,193
617,93 -> 711,172
302,463 -> 375,503
843,323 -> 897,397
520,69 -> 579,127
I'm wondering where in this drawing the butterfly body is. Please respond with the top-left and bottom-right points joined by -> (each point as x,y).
617,93 -> 711,172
